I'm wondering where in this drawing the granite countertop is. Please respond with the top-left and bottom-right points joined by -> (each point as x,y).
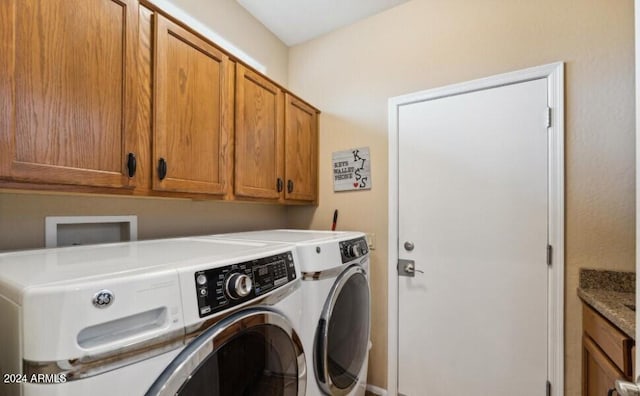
578,269 -> 635,340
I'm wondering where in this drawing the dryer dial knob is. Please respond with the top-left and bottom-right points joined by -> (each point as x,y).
349,244 -> 362,258
225,273 -> 253,299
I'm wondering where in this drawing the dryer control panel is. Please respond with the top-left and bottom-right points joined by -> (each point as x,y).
339,237 -> 369,263
194,251 -> 296,318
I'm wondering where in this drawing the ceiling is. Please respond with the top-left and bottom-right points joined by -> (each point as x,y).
236,0 -> 409,46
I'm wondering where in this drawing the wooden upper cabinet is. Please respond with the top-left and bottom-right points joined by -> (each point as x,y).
152,14 -> 233,195
0,1 -> 319,203
0,0 -> 138,188
234,64 -> 284,200
284,94 -> 318,202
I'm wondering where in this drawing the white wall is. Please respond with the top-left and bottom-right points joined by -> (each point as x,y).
288,0 -> 636,393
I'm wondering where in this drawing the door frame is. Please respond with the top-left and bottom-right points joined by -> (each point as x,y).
387,62 -> 565,396
636,0 -> 640,381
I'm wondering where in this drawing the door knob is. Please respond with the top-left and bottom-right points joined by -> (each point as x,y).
405,262 -> 423,274
404,241 -> 414,251
398,259 -> 424,277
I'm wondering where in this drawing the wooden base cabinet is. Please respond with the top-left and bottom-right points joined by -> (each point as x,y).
583,335 -> 626,396
582,304 -> 634,396
0,0 -> 139,188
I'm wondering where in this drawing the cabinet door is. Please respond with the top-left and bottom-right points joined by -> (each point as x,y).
0,0 -> 138,188
284,94 -> 318,202
583,335 -> 625,396
235,64 -> 283,199
153,15 -> 233,195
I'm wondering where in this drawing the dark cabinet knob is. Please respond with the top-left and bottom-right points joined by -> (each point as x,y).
277,178 -> 284,193
158,158 -> 167,180
287,179 -> 294,193
126,153 -> 136,178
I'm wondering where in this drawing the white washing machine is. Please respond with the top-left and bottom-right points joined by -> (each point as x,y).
0,237 -> 306,396
208,230 -> 371,396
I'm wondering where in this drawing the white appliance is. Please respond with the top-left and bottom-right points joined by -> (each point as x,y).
0,237 -> 306,396
208,230 -> 371,396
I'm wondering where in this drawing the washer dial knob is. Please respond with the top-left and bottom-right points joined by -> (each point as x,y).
348,243 -> 362,258
225,273 -> 253,299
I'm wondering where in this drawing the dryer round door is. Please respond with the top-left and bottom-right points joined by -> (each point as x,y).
146,308 -> 306,396
315,265 -> 370,396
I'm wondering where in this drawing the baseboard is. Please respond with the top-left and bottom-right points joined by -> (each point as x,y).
366,384 -> 388,396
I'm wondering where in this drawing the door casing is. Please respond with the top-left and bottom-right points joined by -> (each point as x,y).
387,62 -> 565,396
635,0 -> 640,382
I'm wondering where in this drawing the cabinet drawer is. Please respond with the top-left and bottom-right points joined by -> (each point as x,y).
583,304 -> 633,375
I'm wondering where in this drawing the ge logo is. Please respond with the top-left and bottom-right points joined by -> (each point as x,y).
92,290 -> 114,308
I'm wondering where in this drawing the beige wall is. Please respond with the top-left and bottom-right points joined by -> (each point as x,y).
159,0 -> 289,85
0,0 -> 291,251
287,0 -> 636,393
0,192 -> 289,251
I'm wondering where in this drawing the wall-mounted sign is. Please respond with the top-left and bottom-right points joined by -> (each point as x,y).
332,147 -> 371,192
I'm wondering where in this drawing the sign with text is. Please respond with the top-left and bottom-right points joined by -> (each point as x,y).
332,147 -> 371,191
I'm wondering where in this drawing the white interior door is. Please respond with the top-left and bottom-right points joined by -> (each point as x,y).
397,78 -> 550,395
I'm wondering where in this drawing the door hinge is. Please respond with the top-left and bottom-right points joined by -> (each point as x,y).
546,380 -> 551,396
547,245 -> 553,266
545,107 -> 552,128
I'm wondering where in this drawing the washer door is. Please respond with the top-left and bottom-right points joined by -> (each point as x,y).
315,265 -> 370,395
146,308 -> 306,396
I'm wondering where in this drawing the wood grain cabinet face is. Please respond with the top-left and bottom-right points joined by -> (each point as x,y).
0,0 -> 138,188
583,335 -> 625,396
0,2 -> 319,202
284,94 -> 318,202
582,304 -> 634,396
234,64 -> 283,200
152,15 -> 233,195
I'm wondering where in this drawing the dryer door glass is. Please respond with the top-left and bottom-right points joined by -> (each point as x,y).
316,265 -> 370,395
146,310 -> 306,396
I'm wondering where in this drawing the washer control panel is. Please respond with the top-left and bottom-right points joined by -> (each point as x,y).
339,237 -> 369,263
195,251 -> 296,318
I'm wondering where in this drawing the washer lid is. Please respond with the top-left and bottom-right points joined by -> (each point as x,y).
0,238 -> 290,304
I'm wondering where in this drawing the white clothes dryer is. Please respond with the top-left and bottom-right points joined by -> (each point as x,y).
208,230 -> 371,396
0,237 -> 306,396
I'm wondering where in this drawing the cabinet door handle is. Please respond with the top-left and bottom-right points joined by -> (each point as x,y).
277,178 -> 284,193
126,153 -> 137,178
611,379 -> 640,396
158,158 -> 167,181
287,179 -> 294,193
